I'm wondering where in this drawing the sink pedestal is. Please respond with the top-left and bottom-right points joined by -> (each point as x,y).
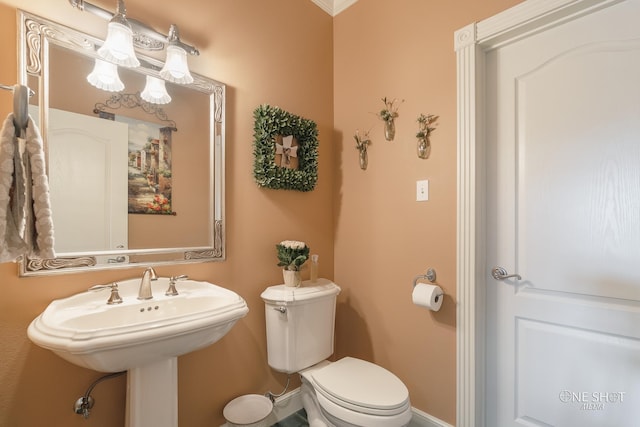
126,358 -> 178,427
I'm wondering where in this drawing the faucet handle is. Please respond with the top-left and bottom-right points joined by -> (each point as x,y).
88,282 -> 123,305
166,275 -> 188,296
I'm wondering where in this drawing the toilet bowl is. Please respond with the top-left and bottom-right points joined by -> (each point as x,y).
300,358 -> 412,427
261,280 -> 413,427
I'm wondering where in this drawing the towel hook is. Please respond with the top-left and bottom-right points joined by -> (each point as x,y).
0,83 -> 35,135
13,85 -> 30,135
0,83 -> 35,97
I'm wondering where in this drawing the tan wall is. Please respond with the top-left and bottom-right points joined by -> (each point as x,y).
0,0 -> 526,426
0,1 -> 334,426
333,0 -> 521,424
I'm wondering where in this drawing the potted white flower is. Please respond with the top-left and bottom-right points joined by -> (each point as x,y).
276,240 -> 310,287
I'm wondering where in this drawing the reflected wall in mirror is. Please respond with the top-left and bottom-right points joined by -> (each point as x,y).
18,11 -> 225,276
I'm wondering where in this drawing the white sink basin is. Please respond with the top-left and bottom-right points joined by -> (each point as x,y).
28,277 -> 249,372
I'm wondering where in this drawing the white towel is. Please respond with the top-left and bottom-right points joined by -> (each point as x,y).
0,114 -> 28,261
0,113 -> 55,262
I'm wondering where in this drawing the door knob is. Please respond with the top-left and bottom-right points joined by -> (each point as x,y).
491,266 -> 522,281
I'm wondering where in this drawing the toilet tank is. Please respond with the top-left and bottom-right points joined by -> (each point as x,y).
261,279 -> 341,373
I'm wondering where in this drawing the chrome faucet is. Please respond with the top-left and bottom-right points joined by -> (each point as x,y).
165,275 -> 188,296
88,282 -> 123,305
138,267 -> 157,300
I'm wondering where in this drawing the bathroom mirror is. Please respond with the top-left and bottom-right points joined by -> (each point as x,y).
17,11 -> 225,276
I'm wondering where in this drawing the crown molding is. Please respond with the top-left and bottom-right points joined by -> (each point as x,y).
311,0 -> 358,16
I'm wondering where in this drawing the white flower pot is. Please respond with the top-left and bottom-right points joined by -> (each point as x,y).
283,269 -> 302,287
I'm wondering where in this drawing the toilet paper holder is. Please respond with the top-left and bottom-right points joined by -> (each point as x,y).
412,267 -> 444,309
413,267 -> 438,288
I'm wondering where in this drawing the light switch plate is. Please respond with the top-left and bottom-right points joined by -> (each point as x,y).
416,180 -> 429,201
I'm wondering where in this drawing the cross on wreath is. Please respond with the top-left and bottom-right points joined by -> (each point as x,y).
275,135 -> 298,168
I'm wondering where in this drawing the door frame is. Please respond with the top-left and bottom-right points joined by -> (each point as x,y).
454,0 -> 623,425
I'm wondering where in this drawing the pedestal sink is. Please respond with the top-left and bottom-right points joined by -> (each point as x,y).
28,277 -> 249,427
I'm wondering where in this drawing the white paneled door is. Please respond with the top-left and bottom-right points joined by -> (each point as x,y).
47,108 -> 129,263
485,0 -> 640,426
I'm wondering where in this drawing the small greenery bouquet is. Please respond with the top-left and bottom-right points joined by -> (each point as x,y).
354,129 -> 371,148
416,113 -> 439,140
377,97 -> 403,123
276,240 -> 310,271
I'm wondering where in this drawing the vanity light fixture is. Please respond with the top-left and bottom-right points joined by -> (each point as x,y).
159,25 -> 194,85
69,0 -> 200,103
87,59 -> 125,92
97,0 -> 140,68
140,76 -> 171,105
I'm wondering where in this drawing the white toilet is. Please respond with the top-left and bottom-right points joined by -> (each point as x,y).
261,279 -> 412,427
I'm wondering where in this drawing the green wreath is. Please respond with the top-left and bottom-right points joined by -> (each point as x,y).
253,104 -> 319,191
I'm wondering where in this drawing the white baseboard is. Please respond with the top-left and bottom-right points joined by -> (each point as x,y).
221,387 -> 453,427
409,406 -> 454,427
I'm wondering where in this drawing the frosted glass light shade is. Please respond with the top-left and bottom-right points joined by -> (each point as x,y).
141,76 -> 171,104
87,59 -> 125,92
98,21 -> 140,68
160,45 -> 194,84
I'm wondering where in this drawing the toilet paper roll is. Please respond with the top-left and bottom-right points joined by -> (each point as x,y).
412,283 -> 443,311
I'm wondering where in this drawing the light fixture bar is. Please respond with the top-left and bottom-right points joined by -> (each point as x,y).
68,0 -> 199,56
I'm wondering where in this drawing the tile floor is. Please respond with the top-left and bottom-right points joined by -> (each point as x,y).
271,409 -> 309,427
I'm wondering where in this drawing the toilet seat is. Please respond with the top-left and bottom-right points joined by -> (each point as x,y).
314,390 -> 412,427
310,357 -> 410,416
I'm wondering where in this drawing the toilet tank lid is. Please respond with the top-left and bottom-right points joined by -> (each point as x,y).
261,279 -> 341,304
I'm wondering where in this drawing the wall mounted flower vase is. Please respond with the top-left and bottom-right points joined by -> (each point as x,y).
417,136 -> 431,159
377,97 -> 402,142
354,130 -> 371,170
415,113 -> 439,159
384,120 -> 395,141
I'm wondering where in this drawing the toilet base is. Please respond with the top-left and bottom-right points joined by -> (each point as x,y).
300,381 -> 331,427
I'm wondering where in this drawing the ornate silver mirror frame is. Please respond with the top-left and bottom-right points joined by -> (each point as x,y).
17,11 -> 225,276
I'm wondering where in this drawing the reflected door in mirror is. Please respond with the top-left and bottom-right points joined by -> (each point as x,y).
47,108 -> 129,263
